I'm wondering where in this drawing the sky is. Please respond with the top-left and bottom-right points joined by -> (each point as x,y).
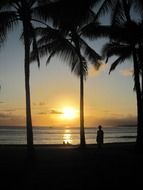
0,11 -> 137,128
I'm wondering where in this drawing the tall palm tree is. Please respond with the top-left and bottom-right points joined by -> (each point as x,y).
82,0 -> 143,149
0,0 -> 47,149
31,0 -> 116,147
31,22 -> 102,148
101,0 -> 143,149
132,0 -> 143,148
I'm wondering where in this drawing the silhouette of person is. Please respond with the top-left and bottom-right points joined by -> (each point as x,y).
96,125 -> 104,148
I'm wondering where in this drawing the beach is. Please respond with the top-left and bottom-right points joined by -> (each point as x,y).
0,142 -> 142,189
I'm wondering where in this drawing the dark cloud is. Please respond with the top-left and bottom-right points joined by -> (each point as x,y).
97,116 -> 136,126
0,113 -> 11,119
37,110 -> 63,115
50,110 -> 63,114
5,109 -> 17,112
38,112 -> 47,115
39,102 -> 46,106
33,102 -> 47,106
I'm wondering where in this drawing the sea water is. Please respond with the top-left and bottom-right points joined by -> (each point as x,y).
0,126 -> 137,145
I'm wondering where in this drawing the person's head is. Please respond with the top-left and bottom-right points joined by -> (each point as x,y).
98,125 -> 102,130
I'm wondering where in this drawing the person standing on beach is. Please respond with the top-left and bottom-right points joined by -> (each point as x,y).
96,125 -> 104,148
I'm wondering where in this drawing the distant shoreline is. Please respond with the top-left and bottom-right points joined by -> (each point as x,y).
0,125 -> 137,128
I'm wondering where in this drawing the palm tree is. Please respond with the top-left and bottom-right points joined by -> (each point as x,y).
101,0 -> 143,149
0,0 -> 47,149
131,0 -> 143,149
31,21 -> 102,148
31,0 -> 117,147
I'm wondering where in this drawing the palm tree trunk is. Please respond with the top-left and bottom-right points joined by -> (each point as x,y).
73,32 -> 86,147
23,22 -> 33,149
80,59 -> 86,147
132,47 -> 143,149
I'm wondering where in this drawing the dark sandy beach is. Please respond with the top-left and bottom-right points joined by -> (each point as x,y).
0,143 -> 143,189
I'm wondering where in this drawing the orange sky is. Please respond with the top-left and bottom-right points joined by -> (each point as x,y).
0,29 -> 137,127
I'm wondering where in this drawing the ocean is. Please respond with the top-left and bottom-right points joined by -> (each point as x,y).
0,126 -> 137,145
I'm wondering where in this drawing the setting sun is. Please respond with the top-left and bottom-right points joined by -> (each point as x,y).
61,107 -> 78,120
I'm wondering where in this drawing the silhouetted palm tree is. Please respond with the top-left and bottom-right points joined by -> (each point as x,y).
31,22 -> 102,148
102,0 -> 143,149
0,0 -> 46,149
31,0 -> 116,147
131,0 -> 143,148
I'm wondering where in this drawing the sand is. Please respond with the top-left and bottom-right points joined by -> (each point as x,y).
0,142 -> 143,189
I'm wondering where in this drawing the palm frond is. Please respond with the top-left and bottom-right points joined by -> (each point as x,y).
31,25 -> 40,68
109,56 -> 126,74
0,11 -> 18,30
95,0 -> 118,20
37,0 -> 94,30
46,49 -> 56,65
111,0 -> 126,26
80,38 -> 102,70
0,11 -> 18,41
30,43 -> 50,62
48,39 -> 80,74
35,26 -> 65,46
73,56 -> 88,77
132,0 -> 143,18
102,42 -> 132,74
102,42 -> 131,58
81,23 -> 111,40
31,34 -> 80,76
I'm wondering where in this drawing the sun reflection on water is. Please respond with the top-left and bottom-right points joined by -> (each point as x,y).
63,129 -> 72,144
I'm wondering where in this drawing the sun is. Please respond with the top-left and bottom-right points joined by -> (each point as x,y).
62,107 -> 78,120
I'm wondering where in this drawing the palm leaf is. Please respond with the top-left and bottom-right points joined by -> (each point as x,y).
35,26 -> 65,46
102,42 -> 132,74
109,56 -> 126,74
81,22 -> 112,40
37,0 -> 94,30
132,0 -> 143,18
95,0 -> 117,20
31,34 -> 80,75
0,11 -> 18,41
73,56 -> 88,77
80,38 -> 102,70
111,0 -> 126,26
31,25 -> 40,68
102,42 -> 131,58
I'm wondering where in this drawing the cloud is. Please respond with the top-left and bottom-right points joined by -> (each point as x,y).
37,109 -> 63,115
0,101 -> 4,104
0,111 -> 25,126
91,114 -> 136,127
119,68 -> 133,77
50,110 -> 63,114
88,62 -> 107,77
100,116 -> 136,126
0,113 -> 12,119
5,109 -> 17,112
0,108 -> 23,113
38,112 -> 48,115
33,102 -> 47,106
86,109 -> 137,127
102,110 -> 124,117
39,102 -> 47,106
